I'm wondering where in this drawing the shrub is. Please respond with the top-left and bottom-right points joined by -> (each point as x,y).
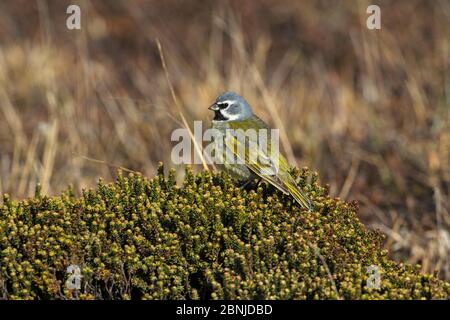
0,164 -> 449,300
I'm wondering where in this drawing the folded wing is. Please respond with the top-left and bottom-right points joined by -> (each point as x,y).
226,118 -> 313,210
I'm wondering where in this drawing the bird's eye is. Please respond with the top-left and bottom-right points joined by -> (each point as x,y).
219,102 -> 229,109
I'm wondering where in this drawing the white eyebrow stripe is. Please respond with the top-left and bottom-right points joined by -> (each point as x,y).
217,100 -> 235,106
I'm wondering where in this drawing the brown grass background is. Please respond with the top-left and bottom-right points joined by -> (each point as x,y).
0,0 -> 449,280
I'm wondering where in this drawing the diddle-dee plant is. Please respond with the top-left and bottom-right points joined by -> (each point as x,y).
0,164 -> 449,300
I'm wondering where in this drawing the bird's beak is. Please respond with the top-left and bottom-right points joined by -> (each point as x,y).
208,103 -> 219,111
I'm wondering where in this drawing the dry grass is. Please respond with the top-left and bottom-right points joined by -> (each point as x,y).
0,0 -> 449,280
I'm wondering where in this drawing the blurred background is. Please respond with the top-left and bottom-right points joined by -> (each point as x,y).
0,0 -> 449,280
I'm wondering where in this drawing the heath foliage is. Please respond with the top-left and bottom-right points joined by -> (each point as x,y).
0,165 -> 449,299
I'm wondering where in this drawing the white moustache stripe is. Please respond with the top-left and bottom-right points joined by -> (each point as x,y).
220,110 -> 241,121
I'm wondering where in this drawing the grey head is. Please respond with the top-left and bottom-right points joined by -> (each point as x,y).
208,91 -> 253,121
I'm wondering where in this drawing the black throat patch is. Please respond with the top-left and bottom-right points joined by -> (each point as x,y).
213,110 -> 228,121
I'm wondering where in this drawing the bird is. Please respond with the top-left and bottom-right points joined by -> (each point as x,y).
208,91 -> 313,211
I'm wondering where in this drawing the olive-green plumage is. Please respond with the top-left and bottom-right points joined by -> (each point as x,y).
209,92 -> 313,211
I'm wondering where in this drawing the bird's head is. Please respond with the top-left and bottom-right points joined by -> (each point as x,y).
209,92 -> 253,121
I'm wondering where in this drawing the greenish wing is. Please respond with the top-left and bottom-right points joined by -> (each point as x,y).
226,117 -> 292,195
226,117 -> 313,210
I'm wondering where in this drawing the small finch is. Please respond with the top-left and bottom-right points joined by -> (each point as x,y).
208,92 -> 313,211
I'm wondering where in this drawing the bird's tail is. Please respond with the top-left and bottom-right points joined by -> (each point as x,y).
285,181 -> 313,211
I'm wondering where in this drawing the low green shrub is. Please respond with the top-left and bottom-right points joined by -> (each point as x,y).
0,164 -> 449,299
